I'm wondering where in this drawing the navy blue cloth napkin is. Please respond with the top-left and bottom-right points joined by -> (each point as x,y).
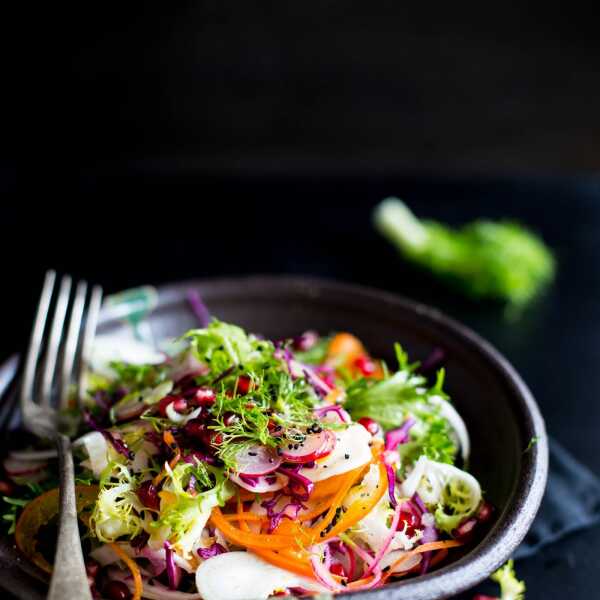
515,438 -> 600,558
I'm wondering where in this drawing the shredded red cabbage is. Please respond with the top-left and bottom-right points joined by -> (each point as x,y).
277,466 -> 315,501
261,492 -> 306,533
419,516 -> 438,574
384,417 -> 416,451
197,543 -> 227,559
83,411 -> 134,460
164,542 -> 182,590
130,530 -> 150,550
187,290 -> 211,327
313,404 -> 351,424
385,463 -> 398,508
183,451 -> 216,466
302,367 -> 332,397
412,492 -> 427,515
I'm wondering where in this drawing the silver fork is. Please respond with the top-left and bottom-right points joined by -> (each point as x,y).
20,271 -> 102,600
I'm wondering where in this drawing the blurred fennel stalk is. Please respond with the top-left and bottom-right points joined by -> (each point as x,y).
373,198 -> 555,320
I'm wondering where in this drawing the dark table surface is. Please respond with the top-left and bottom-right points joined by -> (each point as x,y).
4,168 -> 600,597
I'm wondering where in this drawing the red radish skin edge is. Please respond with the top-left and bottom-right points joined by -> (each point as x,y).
279,429 -> 336,463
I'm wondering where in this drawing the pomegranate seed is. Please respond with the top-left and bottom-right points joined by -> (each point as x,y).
237,376 -> 252,395
398,510 -> 420,536
137,480 -> 160,510
354,355 -> 376,376
194,387 -> 216,406
477,501 -> 494,523
358,416 -> 381,436
158,395 -> 185,418
0,480 -> 15,495
223,412 -> 239,427
453,517 -> 478,542
211,433 -> 224,446
185,419 -> 207,440
85,559 -> 100,580
472,596 -> 499,600
330,562 -> 346,577
104,580 -> 132,600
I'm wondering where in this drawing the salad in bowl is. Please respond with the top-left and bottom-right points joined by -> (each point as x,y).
4,318 -> 492,600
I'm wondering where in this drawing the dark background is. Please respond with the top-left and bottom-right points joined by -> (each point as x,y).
7,1 -> 600,598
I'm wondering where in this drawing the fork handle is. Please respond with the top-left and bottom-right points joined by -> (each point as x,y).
47,434 -> 93,600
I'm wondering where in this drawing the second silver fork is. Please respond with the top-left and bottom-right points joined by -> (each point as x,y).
20,271 -> 102,600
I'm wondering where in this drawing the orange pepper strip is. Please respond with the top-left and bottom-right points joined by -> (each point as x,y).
110,543 -> 143,600
381,541 -> 462,583
222,513 -> 268,523
252,547 -> 317,579
235,497 -> 317,580
210,507 -> 298,549
429,548 -> 449,568
321,459 -> 387,541
153,430 -> 181,487
311,472 -> 350,499
15,485 -> 98,574
307,464 -> 365,539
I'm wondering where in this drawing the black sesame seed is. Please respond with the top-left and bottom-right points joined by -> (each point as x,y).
344,453 -> 350,459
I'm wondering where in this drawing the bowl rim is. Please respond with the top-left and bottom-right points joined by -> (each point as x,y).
0,275 -> 548,600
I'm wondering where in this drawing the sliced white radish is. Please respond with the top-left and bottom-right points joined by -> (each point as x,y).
300,424 -> 372,482
229,472 -> 288,493
379,550 -> 422,574
279,429 -> 335,463
195,551 -> 324,600
234,445 -> 282,476
73,431 -> 109,478
3,457 -> 47,476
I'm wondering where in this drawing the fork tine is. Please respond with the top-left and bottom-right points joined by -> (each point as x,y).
77,285 -> 103,403
20,270 -> 56,411
40,275 -> 72,407
60,280 -> 87,410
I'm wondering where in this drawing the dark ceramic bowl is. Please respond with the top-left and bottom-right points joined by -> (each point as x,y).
0,276 -> 547,600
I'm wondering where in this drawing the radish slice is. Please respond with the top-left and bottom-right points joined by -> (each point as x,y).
300,424 -> 372,482
229,472 -> 288,493
234,445 -> 282,476
3,457 -> 47,476
279,429 -> 336,463
195,551 -> 324,600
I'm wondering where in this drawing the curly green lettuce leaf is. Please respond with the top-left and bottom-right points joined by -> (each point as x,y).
344,350 -> 457,467
183,320 -> 273,373
490,559 -> 526,600
90,463 -> 146,542
434,473 -> 481,534
374,198 -> 555,313
152,461 -> 234,558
